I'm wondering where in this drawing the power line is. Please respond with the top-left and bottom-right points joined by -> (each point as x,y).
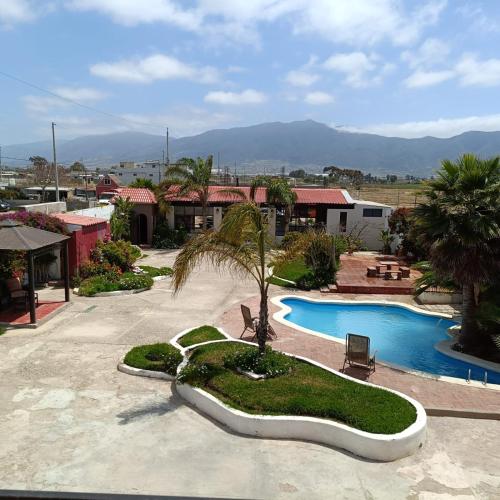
0,69 -> 168,132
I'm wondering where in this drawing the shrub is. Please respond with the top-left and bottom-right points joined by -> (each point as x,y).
296,272 -> 323,291
177,362 -> 214,385
152,221 -> 188,249
92,239 -> 141,272
280,231 -> 302,249
78,275 -> 120,296
223,345 -> 294,378
79,260 -> 122,280
124,343 -> 182,375
118,273 -> 154,290
0,211 -> 68,235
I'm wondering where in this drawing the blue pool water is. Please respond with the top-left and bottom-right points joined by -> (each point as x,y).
282,298 -> 500,385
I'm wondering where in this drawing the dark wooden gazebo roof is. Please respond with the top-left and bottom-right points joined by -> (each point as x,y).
0,219 -> 69,251
0,219 -> 70,324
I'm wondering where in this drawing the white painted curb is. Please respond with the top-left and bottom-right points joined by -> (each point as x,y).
176,336 -> 427,462
117,359 -> 175,381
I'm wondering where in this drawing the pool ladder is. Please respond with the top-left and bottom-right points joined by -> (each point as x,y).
466,369 -> 488,385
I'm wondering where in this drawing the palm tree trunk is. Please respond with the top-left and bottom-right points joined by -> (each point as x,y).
257,285 -> 268,354
461,283 -> 476,349
201,193 -> 208,231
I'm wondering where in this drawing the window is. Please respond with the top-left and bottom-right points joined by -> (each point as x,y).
104,178 -> 111,185
118,173 -> 122,176
339,212 -> 347,232
363,208 -> 383,217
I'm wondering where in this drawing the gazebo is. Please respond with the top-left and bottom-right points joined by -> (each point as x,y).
0,219 -> 70,324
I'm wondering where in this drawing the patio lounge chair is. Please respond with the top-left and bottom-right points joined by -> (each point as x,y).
342,333 -> 376,374
240,304 -> 277,342
6,277 -> 38,309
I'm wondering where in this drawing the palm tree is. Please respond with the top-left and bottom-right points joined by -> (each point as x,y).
413,154 -> 500,349
250,176 -> 297,233
172,202 -> 272,353
111,196 -> 134,240
163,156 -> 213,231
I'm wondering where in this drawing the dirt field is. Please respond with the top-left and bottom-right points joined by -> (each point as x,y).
351,184 -> 428,207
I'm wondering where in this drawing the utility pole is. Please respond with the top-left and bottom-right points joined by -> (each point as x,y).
0,145 -> 3,182
51,122 -> 59,202
161,149 -> 165,184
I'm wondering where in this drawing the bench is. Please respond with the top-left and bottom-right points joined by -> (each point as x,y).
366,266 -> 377,277
384,271 -> 402,280
399,266 -> 410,278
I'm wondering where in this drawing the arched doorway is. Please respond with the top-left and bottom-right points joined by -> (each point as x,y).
137,214 -> 148,244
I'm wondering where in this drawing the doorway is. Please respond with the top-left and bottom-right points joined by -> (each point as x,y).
138,214 -> 148,244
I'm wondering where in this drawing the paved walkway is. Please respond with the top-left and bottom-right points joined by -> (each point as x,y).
1,249 -> 499,498
219,291 -> 500,413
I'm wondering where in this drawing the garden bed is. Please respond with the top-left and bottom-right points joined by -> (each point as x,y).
123,343 -> 182,376
267,259 -> 311,288
176,325 -> 226,348
179,341 -> 417,435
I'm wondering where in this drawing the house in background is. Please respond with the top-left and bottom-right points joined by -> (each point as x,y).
111,188 -> 157,246
96,174 -> 121,199
164,186 -> 392,251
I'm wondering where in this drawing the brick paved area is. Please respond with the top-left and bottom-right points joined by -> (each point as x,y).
335,253 -> 421,294
218,292 -> 500,413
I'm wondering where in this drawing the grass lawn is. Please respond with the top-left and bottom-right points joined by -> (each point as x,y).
139,265 -> 173,277
268,258 -> 311,287
124,343 -> 182,376
178,326 -> 225,347
183,342 -> 417,434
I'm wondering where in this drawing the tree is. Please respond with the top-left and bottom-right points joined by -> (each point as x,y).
110,196 -> 134,241
129,178 -> 155,189
289,169 -> 306,178
413,154 -> 500,350
29,156 -> 52,201
163,156 -> 213,231
250,176 -> 297,234
379,229 -> 395,255
70,161 -> 85,172
172,202 -> 272,353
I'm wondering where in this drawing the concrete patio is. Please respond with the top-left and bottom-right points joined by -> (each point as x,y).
0,249 -> 499,499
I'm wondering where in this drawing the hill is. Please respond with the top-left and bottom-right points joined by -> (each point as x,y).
4,120 -> 500,176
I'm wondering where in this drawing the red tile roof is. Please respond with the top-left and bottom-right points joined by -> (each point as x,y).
164,185 -> 347,205
113,188 -> 157,205
54,213 -> 108,227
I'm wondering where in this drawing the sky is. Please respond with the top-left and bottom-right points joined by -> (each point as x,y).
2,0 -> 500,145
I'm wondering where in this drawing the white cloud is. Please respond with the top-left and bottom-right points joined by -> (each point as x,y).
52,86 -> 107,101
323,52 -> 386,88
67,0 -> 200,29
22,86 -> 107,113
204,89 -> 266,105
304,91 -> 334,105
0,0 -> 36,26
285,69 -> 320,87
401,38 -> 450,69
404,69 -> 454,88
339,113 -> 500,138
90,54 -> 219,84
65,0 -> 447,47
455,53 -> 500,87
295,0 -> 447,47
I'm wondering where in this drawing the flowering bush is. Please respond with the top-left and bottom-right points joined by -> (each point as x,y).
118,273 -> 153,290
79,260 -> 122,280
177,362 -> 212,385
223,345 -> 293,378
0,211 -> 68,235
91,239 -> 141,272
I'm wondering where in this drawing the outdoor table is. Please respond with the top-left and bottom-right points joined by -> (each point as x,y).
379,260 -> 398,270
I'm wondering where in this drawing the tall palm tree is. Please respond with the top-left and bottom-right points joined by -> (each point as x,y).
413,154 -> 500,349
250,176 -> 297,233
163,156 -> 213,231
172,202 -> 272,353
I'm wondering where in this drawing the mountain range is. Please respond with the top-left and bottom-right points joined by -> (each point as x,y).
4,120 -> 500,176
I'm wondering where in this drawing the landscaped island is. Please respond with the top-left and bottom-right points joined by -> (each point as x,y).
178,340 -> 416,435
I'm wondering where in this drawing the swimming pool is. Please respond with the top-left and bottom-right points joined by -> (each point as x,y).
277,297 -> 500,385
